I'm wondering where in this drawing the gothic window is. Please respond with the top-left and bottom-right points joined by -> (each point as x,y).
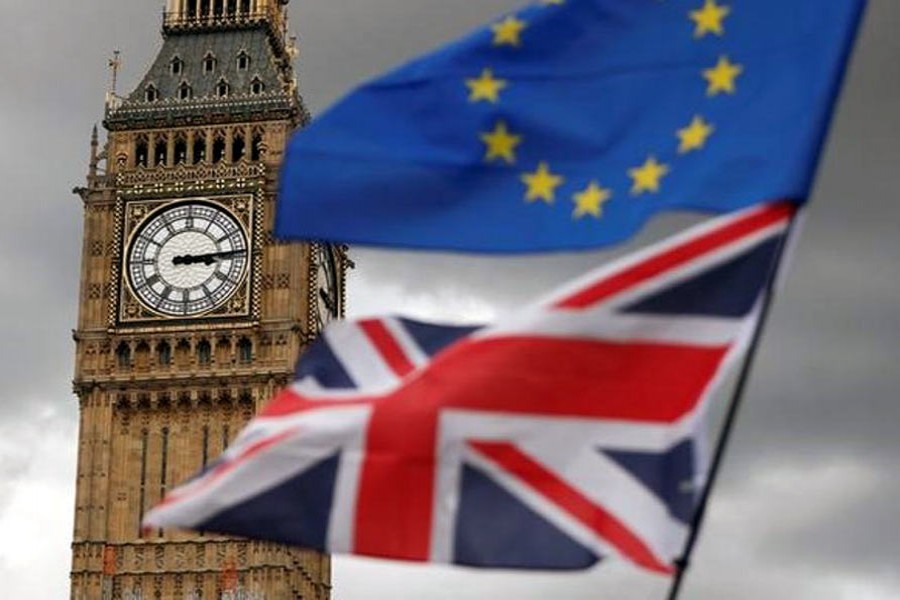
213,0 -> 224,18
159,426 -> 170,536
144,84 -> 159,102
116,342 -> 131,368
138,428 -> 149,537
215,338 -> 231,364
201,425 -> 210,468
216,78 -> 230,98
178,82 -> 193,100
240,0 -> 250,15
173,136 -> 187,165
237,51 -> 250,71
135,137 -> 149,167
200,0 -> 210,18
250,131 -> 263,161
175,338 -> 191,367
192,133 -> 206,164
135,341 -> 151,370
156,341 -> 172,366
212,135 -> 226,164
187,0 -> 198,18
170,56 -> 185,76
197,340 -> 212,365
153,137 -> 167,166
237,338 -> 252,364
203,52 -> 217,73
227,0 -> 237,16
249,76 -> 264,95
231,133 -> 245,162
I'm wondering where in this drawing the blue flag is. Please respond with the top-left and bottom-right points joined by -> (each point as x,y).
277,0 -> 865,253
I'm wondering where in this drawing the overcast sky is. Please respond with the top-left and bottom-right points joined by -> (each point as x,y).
0,0 -> 898,598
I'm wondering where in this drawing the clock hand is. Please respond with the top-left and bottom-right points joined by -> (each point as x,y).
172,249 -> 247,266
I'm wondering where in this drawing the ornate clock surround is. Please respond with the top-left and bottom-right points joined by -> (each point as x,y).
110,166 -> 266,331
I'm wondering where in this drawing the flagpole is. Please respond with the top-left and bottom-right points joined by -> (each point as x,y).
665,213 -> 800,600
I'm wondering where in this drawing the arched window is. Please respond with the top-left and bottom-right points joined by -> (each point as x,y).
232,133 -> 245,162
173,136 -> 187,165
135,137 -> 149,168
249,76 -> 264,95
237,338 -> 252,364
192,133 -> 206,164
215,338 -> 231,364
212,135 -> 226,164
203,52 -> 217,74
178,82 -> 192,100
216,79 -> 230,98
116,342 -> 131,368
175,339 -> 191,368
197,340 -> 212,365
170,56 -> 185,76
250,131 -> 264,161
154,137 -> 167,166
237,51 -> 250,71
144,85 -> 159,102
156,341 -> 172,366
135,341 -> 151,370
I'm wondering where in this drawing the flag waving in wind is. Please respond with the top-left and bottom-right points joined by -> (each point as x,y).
145,202 -> 795,573
276,0 -> 863,252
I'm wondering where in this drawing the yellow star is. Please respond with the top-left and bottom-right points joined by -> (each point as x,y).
629,156 -> 670,195
521,162 -> 564,204
703,55 -> 743,96
689,0 -> 730,38
492,16 -> 527,47
466,69 -> 508,103
480,121 -> 523,164
572,182 -> 612,219
677,115 -> 714,153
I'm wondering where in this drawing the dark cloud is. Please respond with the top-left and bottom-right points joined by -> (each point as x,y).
1,0 -> 898,598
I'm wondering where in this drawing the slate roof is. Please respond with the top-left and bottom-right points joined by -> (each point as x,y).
106,26 -> 306,129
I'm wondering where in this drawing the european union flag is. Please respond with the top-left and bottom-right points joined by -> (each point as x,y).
276,0 -> 865,253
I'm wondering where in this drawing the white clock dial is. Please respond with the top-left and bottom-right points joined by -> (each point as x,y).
126,201 -> 249,317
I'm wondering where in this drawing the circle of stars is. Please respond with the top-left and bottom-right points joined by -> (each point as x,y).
465,0 -> 741,222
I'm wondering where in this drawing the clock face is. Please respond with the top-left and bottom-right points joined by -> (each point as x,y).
126,201 -> 249,317
315,244 -> 339,329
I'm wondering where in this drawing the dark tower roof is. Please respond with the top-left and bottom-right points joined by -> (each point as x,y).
105,4 -> 306,130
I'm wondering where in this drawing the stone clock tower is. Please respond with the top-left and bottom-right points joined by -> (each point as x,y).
70,2 -> 344,598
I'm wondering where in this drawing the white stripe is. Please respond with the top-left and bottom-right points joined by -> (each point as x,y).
324,321 -> 400,390
381,317 -> 431,368
482,311 -> 743,348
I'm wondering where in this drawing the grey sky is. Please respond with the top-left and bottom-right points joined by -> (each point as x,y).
0,0 -> 898,598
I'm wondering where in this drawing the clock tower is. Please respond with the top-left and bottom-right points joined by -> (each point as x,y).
70,2 -> 343,598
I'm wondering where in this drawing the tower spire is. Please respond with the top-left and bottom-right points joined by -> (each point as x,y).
106,50 -> 122,110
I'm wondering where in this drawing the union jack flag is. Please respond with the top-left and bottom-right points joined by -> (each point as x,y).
144,202 -> 795,574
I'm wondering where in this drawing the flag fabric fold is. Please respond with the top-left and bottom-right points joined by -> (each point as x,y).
145,202 -> 795,573
276,0 -> 863,252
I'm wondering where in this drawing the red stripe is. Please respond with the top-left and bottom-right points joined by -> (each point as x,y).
354,391 -> 438,560
360,319 -> 418,378
265,337 -> 727,424
469,441 -> 674,575
556,202 -> 794,310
